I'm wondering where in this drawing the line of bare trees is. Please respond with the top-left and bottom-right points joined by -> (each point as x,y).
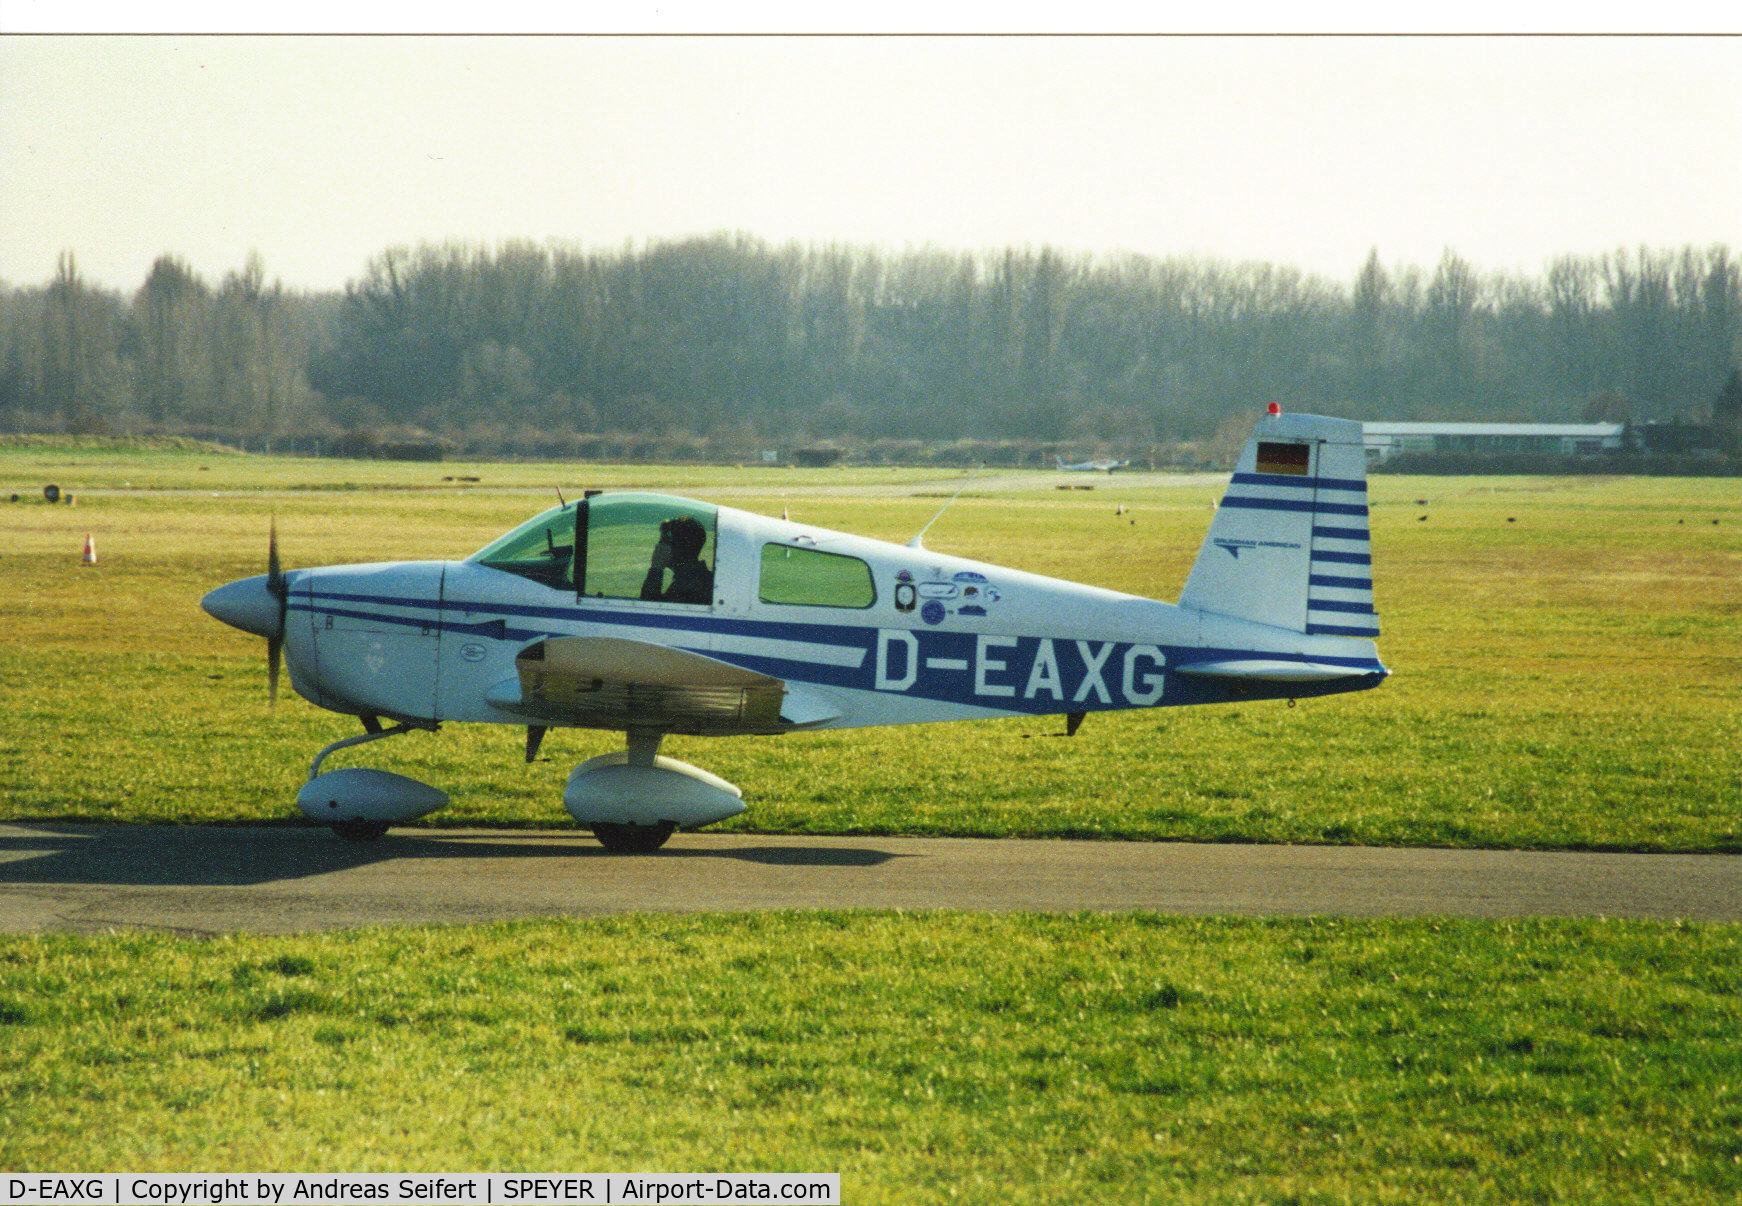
1,237 -> 1736,458
0,251 -> 332,447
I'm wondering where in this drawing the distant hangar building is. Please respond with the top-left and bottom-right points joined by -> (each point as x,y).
1361,422 -> 1624,464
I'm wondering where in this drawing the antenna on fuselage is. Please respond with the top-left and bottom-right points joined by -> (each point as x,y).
907,465 -> 982,549
556,486 -> 566,506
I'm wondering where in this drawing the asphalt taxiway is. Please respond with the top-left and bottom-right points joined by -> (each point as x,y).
2,823 -> 1738,934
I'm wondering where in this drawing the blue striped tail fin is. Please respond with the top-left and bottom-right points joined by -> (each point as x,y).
1179,412 -> 1379,640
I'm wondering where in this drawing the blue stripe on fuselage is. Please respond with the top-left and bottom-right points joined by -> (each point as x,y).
296,590 -> 1386,714
709,632 -> 1382,713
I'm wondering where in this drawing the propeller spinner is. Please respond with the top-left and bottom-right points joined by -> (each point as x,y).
200,520 -> 291,702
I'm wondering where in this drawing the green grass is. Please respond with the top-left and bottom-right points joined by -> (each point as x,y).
2,913 -> 1738,1202
2,461 -> 1739,850
5,451 -> 1742,1198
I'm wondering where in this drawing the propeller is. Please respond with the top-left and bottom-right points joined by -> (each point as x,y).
199,525 -> 293,700
266,517 -> 288,703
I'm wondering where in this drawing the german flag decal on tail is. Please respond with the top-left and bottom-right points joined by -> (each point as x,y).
1255,441 -> 1311,476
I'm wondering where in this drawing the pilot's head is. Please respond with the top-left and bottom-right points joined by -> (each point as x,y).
661,516 -> 707,561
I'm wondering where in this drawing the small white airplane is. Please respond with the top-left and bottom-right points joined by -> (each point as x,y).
1056,455 -> 1130,472
203,409 -> 1385,851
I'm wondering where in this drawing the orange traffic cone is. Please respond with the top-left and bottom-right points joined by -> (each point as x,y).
81,533 -> 97,564
781,506 -> 789,521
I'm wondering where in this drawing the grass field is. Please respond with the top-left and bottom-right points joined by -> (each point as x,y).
2,446 -> 1738,851
0,441 -> 948,494
2,912 -> 1740,1203
4,444 -> 1741,1198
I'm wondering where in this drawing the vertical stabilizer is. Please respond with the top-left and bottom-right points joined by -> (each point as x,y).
1179,412 -> 1377,638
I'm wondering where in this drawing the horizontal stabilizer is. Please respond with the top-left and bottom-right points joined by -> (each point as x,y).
1172,659 -> 1375,683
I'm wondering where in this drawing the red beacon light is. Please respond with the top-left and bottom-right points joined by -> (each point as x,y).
1266,402 -> 1282,416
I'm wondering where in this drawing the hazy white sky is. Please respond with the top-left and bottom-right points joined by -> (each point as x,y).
3,34 -> 1738,293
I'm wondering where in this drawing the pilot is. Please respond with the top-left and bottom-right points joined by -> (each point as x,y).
640,515 -> 713,604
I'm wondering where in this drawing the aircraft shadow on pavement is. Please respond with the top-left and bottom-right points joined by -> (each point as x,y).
0,826 -> 904,888
672,845 -> 901,868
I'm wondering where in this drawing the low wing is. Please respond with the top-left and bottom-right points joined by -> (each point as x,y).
528,635 -> 782,689
485,636 -> 837,734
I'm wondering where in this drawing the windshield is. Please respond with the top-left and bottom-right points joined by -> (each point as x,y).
467,504 -> 578,590
467,494 -> 719,603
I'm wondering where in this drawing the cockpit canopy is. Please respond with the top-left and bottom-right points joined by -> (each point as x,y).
468,493 -> 717,603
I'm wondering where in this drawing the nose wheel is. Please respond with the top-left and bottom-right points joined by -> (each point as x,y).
299,721 -> 447,840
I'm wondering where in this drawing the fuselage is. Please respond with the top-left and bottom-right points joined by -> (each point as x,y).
241,494 -> 1384,733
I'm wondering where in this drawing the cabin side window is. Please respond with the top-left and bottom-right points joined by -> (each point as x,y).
758,544 -> 876,609
467,505 -> 577,590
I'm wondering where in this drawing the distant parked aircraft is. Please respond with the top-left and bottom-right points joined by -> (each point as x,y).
1056,455 -> 1130,472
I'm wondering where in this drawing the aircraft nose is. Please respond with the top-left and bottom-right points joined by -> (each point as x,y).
201,574 -> 283,640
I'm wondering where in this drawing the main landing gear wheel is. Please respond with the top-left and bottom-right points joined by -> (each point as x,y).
332,820 -> 390,842
590,821 -> 676,853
